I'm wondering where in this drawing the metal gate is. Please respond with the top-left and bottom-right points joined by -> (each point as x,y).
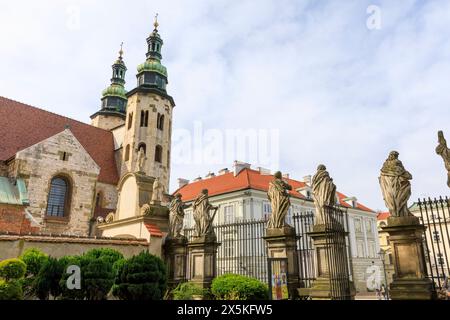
323,205 -> 352,300
183,219 -> 268,282
417,196 -> 450,296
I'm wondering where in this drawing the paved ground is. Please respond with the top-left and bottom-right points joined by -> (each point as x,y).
355,292 -> 388,300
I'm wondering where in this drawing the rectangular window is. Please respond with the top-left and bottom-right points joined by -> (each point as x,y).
433,231 -> 441,243
263,202 -> 272,221
223,205 -> 234,223
354,218 -> 362,233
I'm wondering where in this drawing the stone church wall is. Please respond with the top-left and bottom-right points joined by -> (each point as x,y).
0,233 -> 149,260
15,129 -> 100,236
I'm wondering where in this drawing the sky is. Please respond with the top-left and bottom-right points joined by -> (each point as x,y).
1,0 -> 450,211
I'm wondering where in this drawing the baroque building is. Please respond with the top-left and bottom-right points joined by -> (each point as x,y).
174,161 -> 382,293
0,19 -> 173,247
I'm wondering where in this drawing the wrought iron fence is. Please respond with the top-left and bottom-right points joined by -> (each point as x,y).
184,219 -> 268,282
293,212 -> 316,289
323,205 -> 352,300
182,208 -> 351,300
417,196 -> 450,293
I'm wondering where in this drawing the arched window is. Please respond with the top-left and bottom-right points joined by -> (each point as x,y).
46,176 -> 71,217
124,144 -> 130,161
127,112 -> 133,130
155,145 -> 162,163
137,143 -> 146,154
157,113 -> 164,130
159,114 -> 164,130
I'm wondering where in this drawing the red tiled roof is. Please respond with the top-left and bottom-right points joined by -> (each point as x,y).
144,223 -> 163,237
0,96 -> 119,184
377,211 -> 390,220
175,168 -> 374,213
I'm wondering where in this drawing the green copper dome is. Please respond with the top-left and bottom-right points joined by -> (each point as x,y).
137,59 -> 168,78
102,84 -> 127,99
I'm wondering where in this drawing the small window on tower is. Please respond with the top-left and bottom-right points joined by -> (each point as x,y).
155,145 -> 162,163
128,113 -> 133,130
140,110 -> 145,127
145,111 -> 149,127
125,144 -> 130,161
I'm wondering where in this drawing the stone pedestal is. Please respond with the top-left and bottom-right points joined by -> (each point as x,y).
381,216 -> 434,300
187,234 -> 220,289
298,224 -> 355,300
264,226 -> 299,299
164,236 -> 188,288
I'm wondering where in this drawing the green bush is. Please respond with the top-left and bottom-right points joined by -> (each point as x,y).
84,258 -> 115,300
172,282 -> 208,300
58,255 -> 86,300
0,258 -> 27,281
19,248 -> 49,298
84,248 -> 124,265
0,279 -> 23,300
20,248 -> 48,276
211,274 -> 268,300
112,251 -> 167,300
34,257 -> 64,300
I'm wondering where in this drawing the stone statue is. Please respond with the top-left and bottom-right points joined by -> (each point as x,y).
168,193 -> 190,238
151,177 -> 164,203
436,130 -> 450,188
379,151 -> 413,217
137,147 -> 146,173
311,164 -> 337,225
192,189 -> 218,237
267,171 -> 292,229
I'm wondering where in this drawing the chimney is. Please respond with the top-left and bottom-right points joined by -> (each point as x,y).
205,172 -> 216,179
177,178 -> 189,188
218,168 -> 229,175
303,175 -> 312,186
193,176 -> 202,182
282,173 -> 289,179
233,160 -> 251,177
258,167 -> 271,175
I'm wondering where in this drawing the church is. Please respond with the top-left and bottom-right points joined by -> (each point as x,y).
0,18 -> 173,254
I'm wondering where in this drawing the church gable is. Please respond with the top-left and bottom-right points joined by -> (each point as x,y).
13,129 -> 101,236
16,128 -> 100,176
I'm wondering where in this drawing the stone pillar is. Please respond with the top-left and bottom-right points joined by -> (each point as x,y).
164,236 -> 188,289
299,224 -> 355,300
187,234 -> 220,289
264,226 -> 299,299
381,216 -> 434,300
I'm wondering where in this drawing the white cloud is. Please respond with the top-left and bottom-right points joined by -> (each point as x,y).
1,0 -> 449,210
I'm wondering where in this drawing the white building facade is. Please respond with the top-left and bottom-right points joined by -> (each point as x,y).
176,162 -> 382,293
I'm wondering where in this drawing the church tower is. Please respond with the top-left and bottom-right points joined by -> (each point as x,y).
121,16 -> 175,192
90,44 -> 128,130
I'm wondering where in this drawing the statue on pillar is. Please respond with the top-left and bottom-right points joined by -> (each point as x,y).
379,151 -> 413,217
311,164 -> 337,225
136,146 -> 146,173
192,189 -> 218,237
168,193 -> 190,238
151,177 -> 164,204
436,130 -> 450,188
267,171 -> 292,229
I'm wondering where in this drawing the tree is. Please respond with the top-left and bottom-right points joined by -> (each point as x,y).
0,258 -> 27,281
112,251 -> 167,300
34,257 -> 63,300
19,248 -> 49,298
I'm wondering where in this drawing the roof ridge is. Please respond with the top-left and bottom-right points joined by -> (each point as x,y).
0,96 -> 111,134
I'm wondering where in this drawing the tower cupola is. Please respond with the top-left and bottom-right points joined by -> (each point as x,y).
136,14 -> 168,92
90,44 -> 128,130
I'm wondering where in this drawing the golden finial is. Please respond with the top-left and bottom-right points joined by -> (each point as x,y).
153,13 -> 159,30
118,42 -> 124,58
